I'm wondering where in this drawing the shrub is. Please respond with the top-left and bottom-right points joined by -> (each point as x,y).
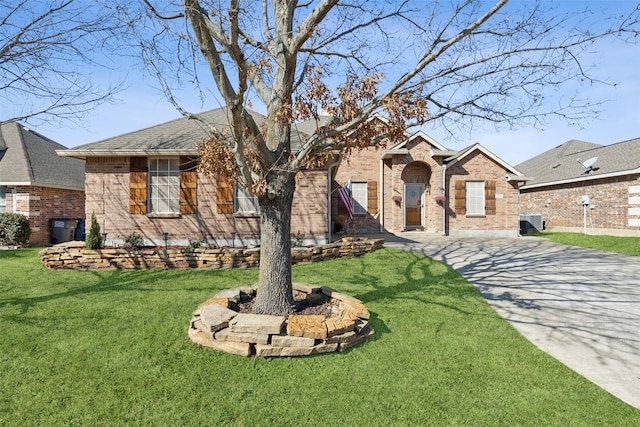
291,230 -> 304,247
0,213 -> 30,246
85,213 -> 102,249
123,232 -> 144,250
187,239 -> 202,251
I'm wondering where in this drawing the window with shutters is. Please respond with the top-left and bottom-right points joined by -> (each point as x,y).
465,181 -> 485,215
130,156 -> 197,215
149,158 -> 180,213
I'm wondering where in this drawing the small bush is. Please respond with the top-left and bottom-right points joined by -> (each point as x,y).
291,230 -> 304,247
123,232 -> 144,250
0,213 -> 30,246
187,239 -> 202,251
85,213 -> 102,250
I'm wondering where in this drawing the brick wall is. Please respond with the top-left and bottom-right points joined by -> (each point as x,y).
4,185 -> 85,245
520,174 -> 640,236
85,157 -> 329,246
334,145 -> 384,233
446,151 -> 520,236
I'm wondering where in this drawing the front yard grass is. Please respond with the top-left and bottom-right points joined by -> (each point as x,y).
1,247 -> 638,425
532,232 -> 640,256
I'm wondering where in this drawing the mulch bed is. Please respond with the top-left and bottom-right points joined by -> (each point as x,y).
237,294 -> 335,317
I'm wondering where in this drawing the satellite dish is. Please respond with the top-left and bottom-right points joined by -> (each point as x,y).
581,156 -> 598,169
578,156 -> 598,172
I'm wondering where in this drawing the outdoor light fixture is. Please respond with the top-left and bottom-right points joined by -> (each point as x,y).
162,232 -> 169,250
231,231 -> 236,248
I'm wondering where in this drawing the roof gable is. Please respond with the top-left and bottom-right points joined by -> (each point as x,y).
0,122 -> 84,190
446,143 -> 526,178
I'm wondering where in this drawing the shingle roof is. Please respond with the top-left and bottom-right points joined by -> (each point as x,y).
516,138 -> 640,189
0,122 -> 84,190
60,107 -> 320,159
445,143 -> 528,180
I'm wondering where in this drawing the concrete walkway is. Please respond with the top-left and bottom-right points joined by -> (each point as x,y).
381,232 -> 640,409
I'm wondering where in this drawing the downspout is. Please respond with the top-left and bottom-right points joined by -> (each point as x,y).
442,163 -> 447,236
327,160 -> 340,243
379,158 -> 384,232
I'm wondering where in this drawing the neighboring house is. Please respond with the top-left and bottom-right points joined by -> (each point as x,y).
332,118 -> 528,237
0,121 -> 85,245
517,138 -> 640,236
58,108 -> 529,245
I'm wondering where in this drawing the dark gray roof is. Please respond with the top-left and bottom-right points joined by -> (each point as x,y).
0,122 -> 84,190
60,107 -> 315,158
517,138 -> 640,188
60,108 -> 247,157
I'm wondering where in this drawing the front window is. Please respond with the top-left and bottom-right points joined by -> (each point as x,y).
149,158 -> 180,213
235,186 -> 259,213
466,181 -> 485,215
0,186 -> 6,213
351,182 -> 368,215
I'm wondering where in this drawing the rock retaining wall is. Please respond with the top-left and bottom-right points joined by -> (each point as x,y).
38,237 -> 384,270
188,283 -> 374,357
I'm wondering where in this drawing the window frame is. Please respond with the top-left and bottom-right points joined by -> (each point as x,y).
351,182 -> 368,215
148,157 -> 180,214
235,185 -> 260,214
0,186 -> 6,213
465,181 -> 485,216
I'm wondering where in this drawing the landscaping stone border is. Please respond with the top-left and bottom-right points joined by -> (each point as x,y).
188,283 -> 374,357
38,237 -> 384,270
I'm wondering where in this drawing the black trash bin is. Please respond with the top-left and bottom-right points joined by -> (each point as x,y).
50,219 -> 79,244
74,219 -> 86,241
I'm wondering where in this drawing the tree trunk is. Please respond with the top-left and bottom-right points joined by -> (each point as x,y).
252,170 -> 297,315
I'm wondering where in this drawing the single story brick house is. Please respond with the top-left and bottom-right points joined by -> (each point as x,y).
58,108 -> 529,245
58,108 -> 330,247
517,138 -> 640,236
0,121 -> 85,245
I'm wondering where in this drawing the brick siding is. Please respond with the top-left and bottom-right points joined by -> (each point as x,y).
520,174 -> 640,236
85,157 -> 328,246
445,151 -> 520,236
4,185 -> 85,245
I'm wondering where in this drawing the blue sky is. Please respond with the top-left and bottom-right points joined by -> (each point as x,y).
31,0 -> 640,166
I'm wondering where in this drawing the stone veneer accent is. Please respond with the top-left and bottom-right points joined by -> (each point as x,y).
38,237 -> 384,270
188,283 -> 374,357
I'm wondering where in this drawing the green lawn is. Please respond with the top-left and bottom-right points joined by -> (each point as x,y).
1,247 -> 638,426
532,232 -> 640,256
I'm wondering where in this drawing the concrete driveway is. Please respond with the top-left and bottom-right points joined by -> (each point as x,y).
383,232 -> 640,409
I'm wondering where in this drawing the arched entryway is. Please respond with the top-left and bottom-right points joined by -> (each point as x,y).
400,162 -> 431,229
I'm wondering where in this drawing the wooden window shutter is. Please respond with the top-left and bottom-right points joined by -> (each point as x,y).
367,181 -> 378,215
454,180 -> 466,215
129,157 -> 147,215
216,174 -> 234,214
179,156 -> 197,215
485,180 -> 496,215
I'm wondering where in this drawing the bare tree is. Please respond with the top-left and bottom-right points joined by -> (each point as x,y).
0,0 -> 123,125
131,0 -> 639,315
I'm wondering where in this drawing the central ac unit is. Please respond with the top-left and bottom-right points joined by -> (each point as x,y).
519,214 -> 543,233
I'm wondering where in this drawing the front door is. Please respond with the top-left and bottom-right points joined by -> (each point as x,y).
404,183 -> 424,228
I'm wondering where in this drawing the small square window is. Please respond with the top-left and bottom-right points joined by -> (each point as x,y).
236,186 -> 259,213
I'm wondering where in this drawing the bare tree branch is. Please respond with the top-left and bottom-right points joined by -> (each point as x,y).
0,0 -> 125,126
